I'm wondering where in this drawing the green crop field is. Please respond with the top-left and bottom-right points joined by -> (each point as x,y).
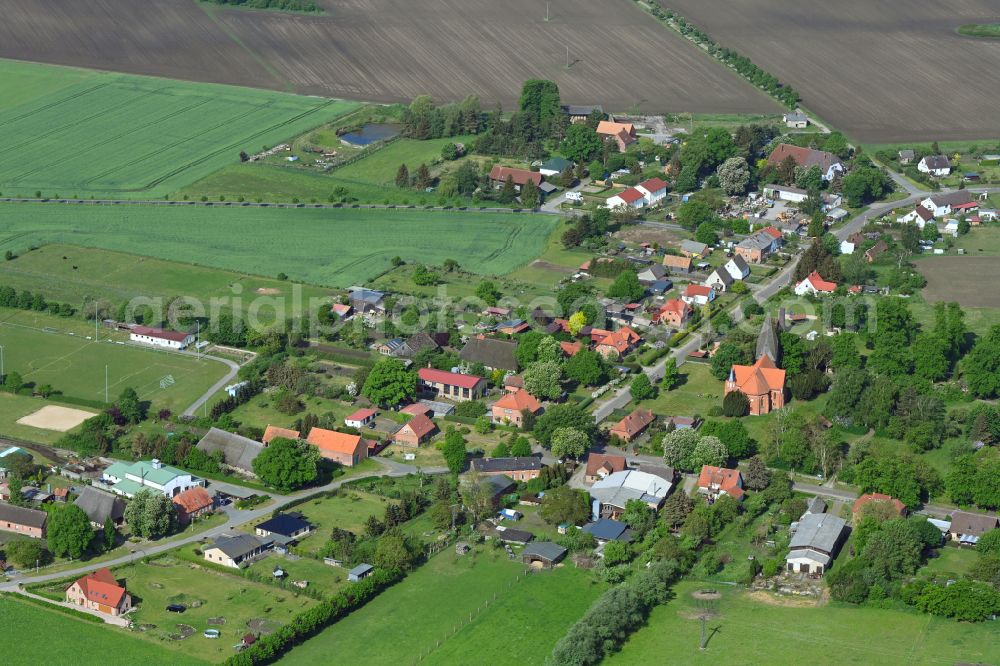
0,243 -> 331,314
0,203 -> 558,287
606,580 -> 1000,666
0,594 -> 207,666
0,59 -> 358,198
279,548 -> 603,665
0,308 -> 227,412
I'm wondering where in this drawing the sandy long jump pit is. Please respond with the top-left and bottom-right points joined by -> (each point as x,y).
17,405 -> 96,432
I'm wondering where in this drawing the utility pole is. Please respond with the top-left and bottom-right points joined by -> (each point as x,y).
0,345 -> 4,378
105,365 -> 109,403
196,320 -> 200,360
565,45 -> 570,69
544,2 -> 550,21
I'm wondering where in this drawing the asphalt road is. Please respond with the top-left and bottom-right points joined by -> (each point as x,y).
181,351 -> 240,418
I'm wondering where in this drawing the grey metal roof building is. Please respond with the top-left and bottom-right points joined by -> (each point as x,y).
522,542 -> 567,565
787,513 -> 847,569
470,457 -> 542,474
209,533 -> 270,560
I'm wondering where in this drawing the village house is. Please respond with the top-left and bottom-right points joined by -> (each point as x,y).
898,149 -> 915,164
0,503 -> 47,538
680,240 -> 710,258
681,284 -> 715,306
584,453 -> 627,483
637,264 -> 669,284
470,457 -> 543,482
561,104 -> 603,124
204,533 -> 270,569
593,326 -> 641,360
735,227 -> 782,263
459,336 -> 518,372
539,156 -> 573,178
949,510 -> 1000,546
65,568 -> 132,616
852,493 -> 907,520
783,110 -> 809,128
348,288 -> 386,315
704,267 -> 734,293
786,512 -> 847,575
697,465 -> 745,501
583,518 -> 634,545
399,403 -> 434,419
255,513 -> 313,541
344,408 -> 377,429
723,255 -> 750,281
606,186 -> 645,210
656,298 -> 691,328
920,191 -> 977,218
662,253 -> 693,274
590,470 -> 671,519
488,165 -> 542,191
377,338 -> 406,356
331,303 -> 353,319
262,425 -> 301,444
794,271 -> 838,296
172,486 -> 214,524
418,367 -> 487,401
393,414 -> 437,447
74,486 -> 125,528
491,389 -> 542,427
917,154 -> 951,177
596,120 -> 637,152
494,319 -> 530,336
766,143 -> 844,181
864,240 -> 888,263
102,459 -> 203,498
635,177 -> 668,205
306,428 -> 370,467
196,428 -> 264,477
898,205 -> 934,228
129,325 -> 194,350
763,183 -> 809,203
609,408 -> 656,443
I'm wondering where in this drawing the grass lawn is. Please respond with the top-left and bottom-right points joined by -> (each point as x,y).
116,554 -> 316,662
264,489 -> 393,555
277,548 -> 604,665
228,393 -> 356,433
923,545 -> 979,578
0,203 -> 558,288
0,59 -> 358,198
631,361 -> 720,420
0,392 -> 92,444
0,594 -> 206,666
0,308 -> 227,412
606,580 -> 1000,666
957,23 -> 1000,38
0,244 -> 330,316
243,553 -> 350,598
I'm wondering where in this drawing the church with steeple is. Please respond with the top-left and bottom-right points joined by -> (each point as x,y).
723,313 -> 786,415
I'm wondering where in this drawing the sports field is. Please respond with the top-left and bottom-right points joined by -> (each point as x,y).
279,548 -> 603,665
605,581 -> 1000,666
0,203 -> 558,287
0,308 -> 227,412
0,594 -> 207,666
0,59 -> 357,197
0,392 -> 92,444
0,244 -> 330,314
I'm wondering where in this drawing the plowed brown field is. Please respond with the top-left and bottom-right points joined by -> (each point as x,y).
0,0 -> 778,114
665,0 -> 1000,142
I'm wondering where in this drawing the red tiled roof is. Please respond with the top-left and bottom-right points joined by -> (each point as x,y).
401,414 -> 436,439
346,408 -> 376,422
684,284 -> 712,298
853,493 -> 906,516
263,425 -> 301,444
560,341 -> 582,356
697,465 -> 744,498
799,270 -> 837,292
399,403 -> 433,417
307,428 -> 366,455
760,226 -> 782,240
662,254 -> 692,270
611,409 -> 656,438
595,327 -> 640,353
638,177 -> 668,193
766,143 -> 842,173
585,453 -> 627,477
493,390 -> 542,414
132,326 -> 190,342
72,568 -> 127,608
729,355 -> 786,395
172,486 -> 213,514
596,120 -> 635,137
616,187 -> 644,204
418,367 -> 483,390
489,165 -> 542,186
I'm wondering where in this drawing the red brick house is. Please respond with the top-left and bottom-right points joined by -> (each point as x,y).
65,568 -> 132,616
491,390 -> 542,427
697,465 -> 744,501
852,493 -> 907,519
596,120 -> 637,152
0,503 -> 47,538
594,327 -> 640,360
418,368 -> 487,402
306,428 -> 370,467
488,166 -> 542,191
393,414 -> 437,447
656,298 -> 690,328
172,486 -> 214,524
609,409 -> 656,443
262,425 -> 301,445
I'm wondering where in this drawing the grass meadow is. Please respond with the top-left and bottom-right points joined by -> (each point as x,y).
0,204 -> 558,287
0,594 -> 207,666
606,580 -> 1000,666
0,244 -> 331,316
0,308 -> 227,412
0,391 -> 92,444
278,548 -> 604,666
0,59 -> 358,198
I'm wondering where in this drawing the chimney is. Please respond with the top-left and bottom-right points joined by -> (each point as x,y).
151,459 -> 162,469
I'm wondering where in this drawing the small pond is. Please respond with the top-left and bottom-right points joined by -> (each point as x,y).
340,123 -> 400,146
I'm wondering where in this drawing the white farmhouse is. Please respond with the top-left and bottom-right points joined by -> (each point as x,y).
723,255 -> 750,281
917,155 -> 951,177
129,326 -> 195,350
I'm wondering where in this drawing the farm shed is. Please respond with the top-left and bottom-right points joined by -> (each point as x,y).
349,563 -> 374,582
521,542 -> 567,568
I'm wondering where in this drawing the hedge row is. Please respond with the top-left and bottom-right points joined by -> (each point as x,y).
223,567 -> 403,665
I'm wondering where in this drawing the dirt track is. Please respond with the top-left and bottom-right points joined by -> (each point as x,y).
665,0 -> 1000,142
0,0 -> 778,115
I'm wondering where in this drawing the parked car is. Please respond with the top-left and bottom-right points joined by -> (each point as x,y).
166,604 -> 186,613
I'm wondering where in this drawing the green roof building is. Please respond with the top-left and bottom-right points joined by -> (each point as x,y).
101,459 -> 203,498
